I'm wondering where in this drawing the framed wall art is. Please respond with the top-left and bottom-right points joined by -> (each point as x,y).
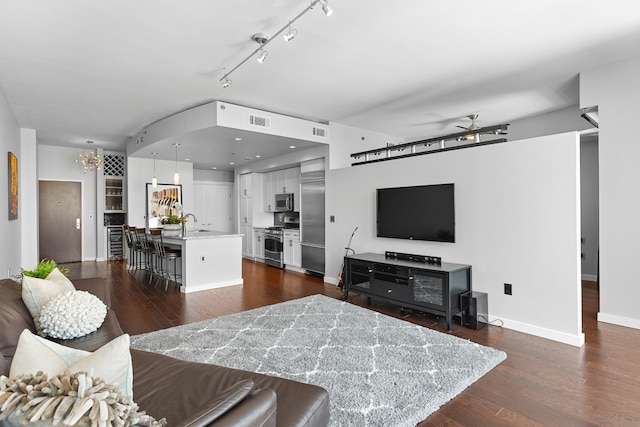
8,152 -> 18,220
146,183 -> 182,228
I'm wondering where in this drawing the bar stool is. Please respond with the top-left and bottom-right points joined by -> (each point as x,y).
147,228 -> 163,286
151,232 -> 182,290
135,228 -> 153,279
123,226 -> 136,271
127,226 -> 144,272
141,229 -> 159,284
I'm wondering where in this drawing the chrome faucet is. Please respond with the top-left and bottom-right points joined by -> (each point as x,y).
183,213 -> 198,223
182,213 -> 197,234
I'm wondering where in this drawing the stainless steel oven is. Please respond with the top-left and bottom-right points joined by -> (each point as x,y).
264,227 -> 284,268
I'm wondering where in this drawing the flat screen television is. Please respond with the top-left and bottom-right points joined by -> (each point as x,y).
376,183 -> 455,242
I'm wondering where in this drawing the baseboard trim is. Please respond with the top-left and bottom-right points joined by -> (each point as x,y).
488,315 -> 585,347
597,312 -> 640,330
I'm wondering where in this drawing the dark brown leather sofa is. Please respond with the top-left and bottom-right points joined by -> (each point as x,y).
0,278 -> 330,426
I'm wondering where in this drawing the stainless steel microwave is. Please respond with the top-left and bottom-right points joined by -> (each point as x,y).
274,193 -> 294,212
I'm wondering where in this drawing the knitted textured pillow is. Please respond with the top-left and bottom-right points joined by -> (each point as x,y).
39,291 -> 107,340
21,268 -> 75,336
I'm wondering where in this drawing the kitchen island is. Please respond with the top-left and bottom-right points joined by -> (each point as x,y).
162,230 -> 243,293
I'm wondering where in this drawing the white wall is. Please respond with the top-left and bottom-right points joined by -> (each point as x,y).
126,157 -> 193,228
326,132 -> 583,346
0,87 -> 22,278
193,169 -> 234,183
507,104 -> 592,142
37,145 -> 99,262
328,122 -> 404,170
20,129 -> 38,269
581,56 -> 640,329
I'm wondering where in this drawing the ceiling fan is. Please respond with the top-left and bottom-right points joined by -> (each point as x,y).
456,114 -> 481,131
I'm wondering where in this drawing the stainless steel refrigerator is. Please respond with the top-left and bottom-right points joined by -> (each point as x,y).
300,168 -> 325,275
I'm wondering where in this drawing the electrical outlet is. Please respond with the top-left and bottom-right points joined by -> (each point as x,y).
504,283 -> 512,295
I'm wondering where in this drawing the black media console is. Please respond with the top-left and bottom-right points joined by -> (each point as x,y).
342,253 -> 472,330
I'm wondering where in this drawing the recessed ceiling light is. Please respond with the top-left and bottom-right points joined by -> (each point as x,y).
230,162 -> 235,165
234,137 -> 243,141
212,167 -> 217,170
184,158 -> 191,161
255,155 -> 261,158
289,145 -> 296,149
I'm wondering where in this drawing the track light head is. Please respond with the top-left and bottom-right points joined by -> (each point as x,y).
284,22 -> 297,42
256,49 -> 268,63
321,0 -> 333,16
222,77 -> 232,88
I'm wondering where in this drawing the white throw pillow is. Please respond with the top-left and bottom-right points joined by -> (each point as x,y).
39,290 -> 107,339
21,267 -> 75,336
9,329 -> 133,397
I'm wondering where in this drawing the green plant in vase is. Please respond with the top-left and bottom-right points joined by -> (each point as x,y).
20,259 -> 70,284
160,215 -> 185,225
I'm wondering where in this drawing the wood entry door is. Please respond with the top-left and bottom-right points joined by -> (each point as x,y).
38,181 -> 82,263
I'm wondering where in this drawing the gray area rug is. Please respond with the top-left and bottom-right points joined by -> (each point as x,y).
130,294 -> 506,426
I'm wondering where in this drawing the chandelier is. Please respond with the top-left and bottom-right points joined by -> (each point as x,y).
75,141 -> 102,172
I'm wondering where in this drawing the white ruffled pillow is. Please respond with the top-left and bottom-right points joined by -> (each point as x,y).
39,290 -> 107,339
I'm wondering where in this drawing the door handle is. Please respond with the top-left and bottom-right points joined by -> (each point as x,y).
76,218 -> 81,230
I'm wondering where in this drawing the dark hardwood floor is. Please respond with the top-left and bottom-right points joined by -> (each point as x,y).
65,259 -> 640,426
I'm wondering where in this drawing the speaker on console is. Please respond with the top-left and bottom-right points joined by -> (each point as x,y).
461,291 -> 488,330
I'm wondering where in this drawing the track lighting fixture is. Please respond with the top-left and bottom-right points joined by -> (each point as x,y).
151,152 -> 158,188
219,0 -> 333,88
283,22 -> 297,42
173,143 -> 180,185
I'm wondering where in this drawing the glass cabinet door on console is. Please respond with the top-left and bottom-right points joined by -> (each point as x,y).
410,270 -> 446,310
346,259 -> 372,290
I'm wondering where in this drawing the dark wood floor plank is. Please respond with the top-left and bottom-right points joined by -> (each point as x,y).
63,260 -> 640,426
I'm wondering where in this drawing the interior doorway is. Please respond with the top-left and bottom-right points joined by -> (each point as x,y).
580,133 -> 599,282
38,180 -> 82,263
580,131 -> 599,325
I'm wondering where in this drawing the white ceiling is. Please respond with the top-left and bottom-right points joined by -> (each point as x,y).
1,0 -> 639,170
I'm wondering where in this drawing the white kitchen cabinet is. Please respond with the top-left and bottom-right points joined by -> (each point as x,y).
239,173 -> 270,259
241,224 -> 253,257
239,173 -> 253,198
253,228 -> 265,260
263,172 -> 275,212
283,229 -> 301,267
240,196 -> 252,226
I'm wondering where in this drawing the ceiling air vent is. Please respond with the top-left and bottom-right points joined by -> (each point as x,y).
249,114 -> 271,129
312,127 -> 328,138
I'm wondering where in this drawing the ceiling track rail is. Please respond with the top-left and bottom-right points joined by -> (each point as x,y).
350,124 -> 509,166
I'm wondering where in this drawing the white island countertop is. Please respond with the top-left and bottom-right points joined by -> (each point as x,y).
162,230 -> 244,241
160,230 -> 243,293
